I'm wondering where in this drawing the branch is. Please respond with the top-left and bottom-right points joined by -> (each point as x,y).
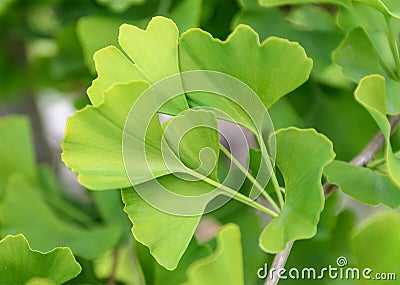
265,114 -> 400,285
325,114 -> 400,198
264,242 -> 294,285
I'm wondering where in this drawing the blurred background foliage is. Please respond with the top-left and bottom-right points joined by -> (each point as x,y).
1,0 -> 399,284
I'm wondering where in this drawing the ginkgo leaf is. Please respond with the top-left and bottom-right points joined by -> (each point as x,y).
259,128 -> 335,253
234,0 -> 343,86
63,81 -> 149,190
122,109 -> 222,269
160,110 -> 220,180
333,27 -> 385,82
88,16 -> 188,115
121,188 -> 202,270
209,200 -> 270,285
88,15 -> 312,121
354,74 -> 400,187
179,24 -> 312,110
356,0 -> 400,18
183,224 -> 245,285
0,234 -> 81,284
324,160 -> 400,208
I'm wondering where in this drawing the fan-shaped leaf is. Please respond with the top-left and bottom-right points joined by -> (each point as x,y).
324,160 -> 400,208
183,224 -> 245,285
354,74 -> 400,187
121,189 -> 201,270
0,234 -> 81,284
259,128 -> 335,253
179,25 -> 312,109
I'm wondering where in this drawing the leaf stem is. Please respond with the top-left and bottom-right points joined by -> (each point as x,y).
191,172 -> 279,218
386,17 -> 400,78
269,170 -> 285,209
265,242 -> 294,285
259,140 -> 285,209
367,149 -> 400,168
219,144 -> 281,213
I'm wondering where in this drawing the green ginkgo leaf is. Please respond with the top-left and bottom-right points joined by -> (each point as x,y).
356,0 -> 400,18
88,16 -> 188,115
89,15 -> 312,119
259,128 -> 335,253
63,81 -> 149,190
324,160 -> 400,208
183,224 -> 245,285
121,189 -> 202,271
234,0 -> 344,86
333,27 -> 385,82
179,25 -> 312,110
0,234 -> 81,284
354,74 -> 400,187
122,109 -> 222,270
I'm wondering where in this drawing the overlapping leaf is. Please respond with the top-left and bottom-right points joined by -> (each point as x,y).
179,24 -> 312,109
354,75 -> 400,187
63,16 -> 315,269
87,16 -> 188,115
209,200 -> 270,284
0,234 -> 81,284
63,82 -> 149,190
64,79 -> 221,269
77,1 -> 203,73
183,224 -> 245,285
259,128 -> 335,253
87,16 -> 312,114
122,189 -> 202,270
69,17 -> 311,186
355,0 -> 400,18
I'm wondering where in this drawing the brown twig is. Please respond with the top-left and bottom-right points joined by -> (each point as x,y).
265,114 -> 400,285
